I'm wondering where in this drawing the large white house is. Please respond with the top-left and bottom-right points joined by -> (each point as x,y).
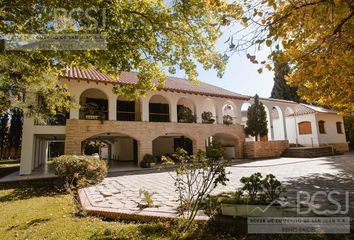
19,68 -> 349,175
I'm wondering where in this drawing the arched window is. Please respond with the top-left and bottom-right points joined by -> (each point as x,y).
318,120 -> 326,134
336,122 -> 343,134
298,121 -> 312,135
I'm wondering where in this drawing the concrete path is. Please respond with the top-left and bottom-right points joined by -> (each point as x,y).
83,153 -> 354,216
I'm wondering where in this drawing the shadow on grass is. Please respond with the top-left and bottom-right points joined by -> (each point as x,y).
0,180 -> 65,203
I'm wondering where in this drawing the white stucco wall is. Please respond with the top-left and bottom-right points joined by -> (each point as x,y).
291,114 -> 318,146
315,113 -> 347,144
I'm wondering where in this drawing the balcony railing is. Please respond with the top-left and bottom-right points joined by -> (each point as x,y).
79,111 -> 108,120
149,112 -> 170,122
117,111 -> 142,121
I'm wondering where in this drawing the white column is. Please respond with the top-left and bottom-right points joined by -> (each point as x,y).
264,104 -> 275,140
216,101 -> 224,124
70,96 -> 80,119
170,97 -> 178,123
20,117 -> 35,175
195,97 -> 203,123
140,96 -> 149,122
108,94 -> 117,121
280,107 -> 288,140
235,101 -> 243,124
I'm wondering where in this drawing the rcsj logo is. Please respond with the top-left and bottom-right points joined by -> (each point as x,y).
53,7 -> 106,31
297,190 -> 350,215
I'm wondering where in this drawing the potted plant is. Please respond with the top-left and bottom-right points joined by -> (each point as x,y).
223,115 -> 233,125
140,154 -> 157,168
201,111 -> 215,124
83,102 -> 99,120
178,105 -> 194,123
219,173 -> 288,217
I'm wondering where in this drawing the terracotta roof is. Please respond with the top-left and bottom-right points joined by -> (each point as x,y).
287,104 -> 338,116
60,67 -> 250,100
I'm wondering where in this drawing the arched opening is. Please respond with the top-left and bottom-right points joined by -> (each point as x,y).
200,98 -> 216,124
117,96 -> 141,121
149,95 -> 170,122
81,132 -> 138,169
271,106 -> 285,140
207,133 -> 240,159
222,102 -> 237,124
284,107 -> 297,144
240,102 -> 251,127
79,89 -> 108,120
177,97 -> 196,123
152,133 -> 194,161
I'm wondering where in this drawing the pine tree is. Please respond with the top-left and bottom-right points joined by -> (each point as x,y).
8,108 -> 23,157
270,58 -> 300,102
0,113 -> 9,158
245,95 -> 268,141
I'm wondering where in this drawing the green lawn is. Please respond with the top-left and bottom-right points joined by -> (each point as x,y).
0,181 -> 352,240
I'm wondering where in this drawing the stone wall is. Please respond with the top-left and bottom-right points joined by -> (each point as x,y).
244,140 -> 289,159
65,119 -> 246,163
320,143 -> 350,153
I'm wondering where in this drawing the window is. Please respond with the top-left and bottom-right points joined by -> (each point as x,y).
336,122 -> 343,134
318,120 -> 326,134
298,121 -> 312,135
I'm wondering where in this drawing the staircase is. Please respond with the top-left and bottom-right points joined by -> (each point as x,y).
282,146 -> 341,158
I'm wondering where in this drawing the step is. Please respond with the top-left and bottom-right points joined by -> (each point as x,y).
282,146 -> 334,158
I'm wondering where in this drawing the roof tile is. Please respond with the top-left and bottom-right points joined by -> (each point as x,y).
60,67 -> 249,100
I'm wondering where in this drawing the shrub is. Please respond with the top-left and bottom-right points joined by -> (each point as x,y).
178,105 -> 194,123
162,141 -> 228,232
140,154 -> 157,168
52,155 -> 107,189
143,154 -> 156,163
223,115 -> 233,125
239,172 -> 285,204
261,174 -> 284,202
201,111 -> 215,124
240,172 -> 263,203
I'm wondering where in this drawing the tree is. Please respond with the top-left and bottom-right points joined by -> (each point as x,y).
270,57 -> 300,102
344,114 -> 354,150
0,113 -> 9,158
229,1 -> 353,113
162,141 -> 228,232
8,108 -> 23,157
0,0 -> 240,116
245,94 -> 268,141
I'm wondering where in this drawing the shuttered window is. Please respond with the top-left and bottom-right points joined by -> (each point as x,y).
298,121 -> 312,135
336,122 -> 343,134
318,120 -> 326,134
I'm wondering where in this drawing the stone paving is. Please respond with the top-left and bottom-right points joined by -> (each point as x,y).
83,153 -> 354,216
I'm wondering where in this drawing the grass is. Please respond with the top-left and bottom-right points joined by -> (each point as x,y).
0,181 -> 353,240
0,159 -> 20,178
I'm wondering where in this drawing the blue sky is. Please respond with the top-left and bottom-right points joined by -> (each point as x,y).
172,27 -> 274,98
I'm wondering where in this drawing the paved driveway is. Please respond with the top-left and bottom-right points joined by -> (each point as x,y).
83,153 -> 354,216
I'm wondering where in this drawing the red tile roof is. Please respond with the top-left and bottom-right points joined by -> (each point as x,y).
60,67 -> 249,100
288,104 -> 338,116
